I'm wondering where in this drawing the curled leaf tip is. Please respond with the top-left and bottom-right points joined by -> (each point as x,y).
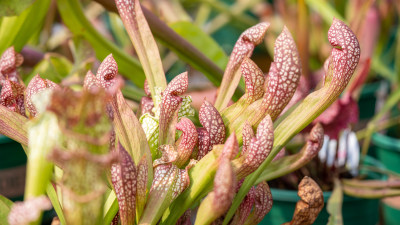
241,57 -> 265,103
164,72 -> 188,96
159,72 -> 189,146
96,54 -> 119,89
175,118 -> 198,167
326,18 -> 360,96
0,46 -> 23,83
215,22 -> 269,110
242,22 -> 270,44
229,22 -> 270,71
286,176 -> 324,225
256,27 -> 301,122
25,74 -> 59,117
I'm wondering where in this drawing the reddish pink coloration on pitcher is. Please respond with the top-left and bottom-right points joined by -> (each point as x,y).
8,196 -> 51,225
305,123 -> 324,157
111,144 -> 137,225
175,118 -> 198,167
225,23 -> 270,75
232,187 -> 256,225
215,22 -> 270,110
164,72 -> 188,96
199,100 -> 225,149
221,133 -> 239,161
140,96 -> 154,115
111,212 -> 120,225
326,18 -> 360,97
236,115 -> 274,179
251,181 -> 273,224
272,148 -> 286,162
212,158 -> 236,216
153,145 -> 178,167
144,80 -> 151,96
151,164 -> 178,193
83,55 -> 122,95
241,58 -> 265,104
25,74 -> 58,117
176,210 -> 192,225
173,169 -> 190,199
96,54 -> 118,89
0,80 -> 25,116
196,127 -> 211,160
0,47 -> 23,83
150,163 -> 189,201
136,155 -> 148,216
258,27 -> 301,122
242,121 -> 255,155
83,70 -> 97,90
159,73 -> 188,145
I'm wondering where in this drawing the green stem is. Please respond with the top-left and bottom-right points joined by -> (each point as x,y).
361,88 -> 400,159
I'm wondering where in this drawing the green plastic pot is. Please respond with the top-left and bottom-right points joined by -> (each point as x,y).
372,132 -> 400,173
0,135 -> 27,201
260,156 -> 384,225
371,131 -> 400,225
382,198 -> 400,225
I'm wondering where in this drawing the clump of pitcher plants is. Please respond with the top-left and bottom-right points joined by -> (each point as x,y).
0,0 -> 364,224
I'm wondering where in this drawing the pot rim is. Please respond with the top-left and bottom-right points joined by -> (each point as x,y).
269,155 -> 386,203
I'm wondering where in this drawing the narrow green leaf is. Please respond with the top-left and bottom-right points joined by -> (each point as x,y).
103,191 -> 119,225
111,91 -> 153,189
0,0 -> 51,53
46,184 -> 66,225
115,0 -> 167,98
305,0 -> 344,23
327,179 -> 343,225
0,195 -> 13,225
56,0 -> 145,87
169,21 -> 229,70
0,0 -> 35,17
